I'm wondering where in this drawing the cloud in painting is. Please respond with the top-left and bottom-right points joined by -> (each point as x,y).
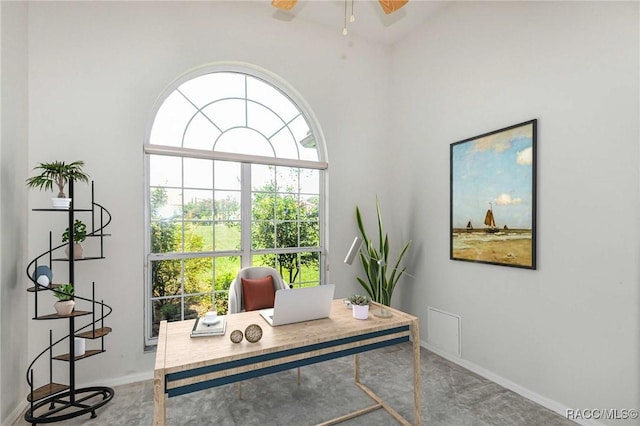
517,147 -> 533,165
472,125 -> 533,154
495,193 -> 522,206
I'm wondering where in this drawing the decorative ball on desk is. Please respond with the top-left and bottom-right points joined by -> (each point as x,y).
244,324 -> 263,343
230,329 -> 244,344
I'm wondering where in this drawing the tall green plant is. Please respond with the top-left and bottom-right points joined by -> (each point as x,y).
355,199 -> 411,306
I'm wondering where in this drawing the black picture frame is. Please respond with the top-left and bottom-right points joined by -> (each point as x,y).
450,119 -> 537,269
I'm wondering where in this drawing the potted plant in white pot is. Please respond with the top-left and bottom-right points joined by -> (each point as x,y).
53,283 -> 75,315
26,160 -> 90,209
355,198 -> 412,307
62,219 -> 87,259
347,294 -> 371,320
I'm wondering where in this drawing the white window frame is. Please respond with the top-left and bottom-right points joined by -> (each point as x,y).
142,62 -> 328,347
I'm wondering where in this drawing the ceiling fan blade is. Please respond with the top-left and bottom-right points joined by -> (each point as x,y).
271,0 -> 298,10
378,0 -> 408,15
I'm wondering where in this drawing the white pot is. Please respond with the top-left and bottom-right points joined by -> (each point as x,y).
65,243 -> 84,259
74,337 -> 86,356
54,300 -> 75,316
51,198 -> 71,209
352,304 -> 369,320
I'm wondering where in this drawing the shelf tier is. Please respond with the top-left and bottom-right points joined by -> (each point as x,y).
27,284 -> 61,293
32,208 -> 93,212
27,382 -> 69,402
53,349 -> 105,362
52,256 -> 105,262
76,327 -> 112,339
35,310 -> 92,320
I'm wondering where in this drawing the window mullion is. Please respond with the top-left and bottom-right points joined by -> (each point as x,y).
241,163 -> 252,268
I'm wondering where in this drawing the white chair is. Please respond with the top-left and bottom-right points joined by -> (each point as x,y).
227,266 -> 298,398
227,266 -> 289,314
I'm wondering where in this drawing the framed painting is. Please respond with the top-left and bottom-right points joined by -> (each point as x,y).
450,119 -> 537,269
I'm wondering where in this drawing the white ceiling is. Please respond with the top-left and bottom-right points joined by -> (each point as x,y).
266,0 -> 448,46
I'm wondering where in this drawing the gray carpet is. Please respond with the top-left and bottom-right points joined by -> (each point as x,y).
16,344 -> 576,425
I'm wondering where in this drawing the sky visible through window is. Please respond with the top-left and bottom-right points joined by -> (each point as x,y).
149,72 -> 319,217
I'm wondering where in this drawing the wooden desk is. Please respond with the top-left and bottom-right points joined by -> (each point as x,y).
154,300 -> 421,425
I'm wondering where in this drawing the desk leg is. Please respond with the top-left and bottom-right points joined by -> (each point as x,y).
412,319 -> 422,426
153,369 -> 166,426
354,354 -> 360,383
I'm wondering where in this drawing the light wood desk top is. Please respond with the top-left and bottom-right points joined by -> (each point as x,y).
154,299 -> 420,425
156,299 -> 416,374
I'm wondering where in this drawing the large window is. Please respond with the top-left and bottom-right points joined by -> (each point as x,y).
144,65 -> 327,344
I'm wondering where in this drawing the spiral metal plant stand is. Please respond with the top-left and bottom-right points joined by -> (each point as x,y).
24,180 -> 114,424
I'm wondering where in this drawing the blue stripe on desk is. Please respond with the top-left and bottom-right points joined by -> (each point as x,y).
166,327 -> 409,397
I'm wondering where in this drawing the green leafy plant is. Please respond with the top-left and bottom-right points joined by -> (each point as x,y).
26,160 -> 90,198
62,219 -> 87,244
347,294 -> 371,306
53,283 -> 74,301
355,198 -> 412,306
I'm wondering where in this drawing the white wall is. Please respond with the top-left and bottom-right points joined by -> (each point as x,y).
26,1 -> 390,387
15,1 -> 640,424
391,1 -> 639,423
0,1 -> 29,423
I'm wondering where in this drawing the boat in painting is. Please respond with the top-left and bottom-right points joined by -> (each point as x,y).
484,203 -> 499,233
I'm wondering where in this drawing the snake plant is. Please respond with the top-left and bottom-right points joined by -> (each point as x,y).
355,198 -> 412,306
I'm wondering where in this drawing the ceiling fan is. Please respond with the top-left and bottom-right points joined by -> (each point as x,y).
271,0 -> 409,15
272,0 -> 409,35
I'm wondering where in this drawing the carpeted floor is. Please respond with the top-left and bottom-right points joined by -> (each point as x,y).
16,344 -> 576,425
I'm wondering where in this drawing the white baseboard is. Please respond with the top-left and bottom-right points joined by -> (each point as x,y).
82,370 -> 154,389
5,400 -> 28,426
422,341 -> 605,426
4,371 -> 153,425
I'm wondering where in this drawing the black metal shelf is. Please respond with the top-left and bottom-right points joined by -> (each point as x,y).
25,180 -> 114,424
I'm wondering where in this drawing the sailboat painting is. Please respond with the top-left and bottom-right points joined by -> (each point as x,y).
450,119 -> 537,269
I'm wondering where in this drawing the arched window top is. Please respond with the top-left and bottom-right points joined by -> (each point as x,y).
147,65 -> 325,168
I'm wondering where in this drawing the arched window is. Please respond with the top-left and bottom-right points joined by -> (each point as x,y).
144,63 -> 327,343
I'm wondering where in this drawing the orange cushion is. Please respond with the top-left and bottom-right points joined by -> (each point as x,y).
241,276 -> 276,311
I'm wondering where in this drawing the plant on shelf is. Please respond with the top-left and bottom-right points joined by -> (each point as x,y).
53,283 -> 75,315
347,294 -> 371,320
355,197 -> 412,306
26,160 -> 90,208
62,219 -> 87,259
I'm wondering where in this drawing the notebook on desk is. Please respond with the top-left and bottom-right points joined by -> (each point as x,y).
259,284 -> 335,326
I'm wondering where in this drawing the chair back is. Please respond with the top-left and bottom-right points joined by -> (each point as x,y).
227,266 -> 288,314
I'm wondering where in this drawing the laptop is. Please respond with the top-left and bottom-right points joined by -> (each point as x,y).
259,284 -> 335,326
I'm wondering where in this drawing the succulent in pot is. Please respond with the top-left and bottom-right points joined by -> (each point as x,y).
347,294 -> 371,306
347,294 -> 371,320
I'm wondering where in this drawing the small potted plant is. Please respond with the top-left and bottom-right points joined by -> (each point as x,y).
26,160 -> 90,209
53,283 -> 75,315
62,219 -> 87,259
347,294 -> 371,320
